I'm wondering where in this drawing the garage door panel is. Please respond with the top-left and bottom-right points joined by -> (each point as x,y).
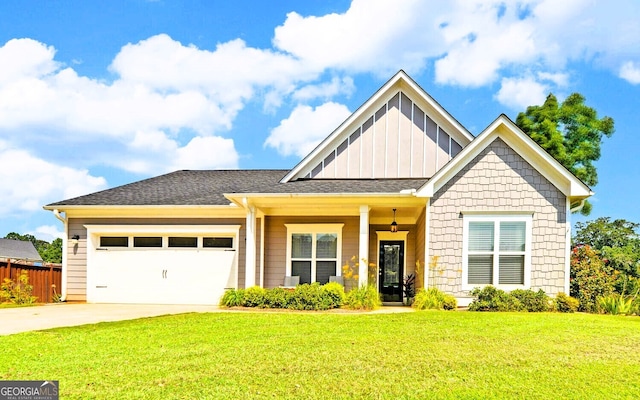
87,235 -> 238,305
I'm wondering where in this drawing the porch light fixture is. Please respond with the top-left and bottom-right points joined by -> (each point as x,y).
71,234 -> 80,244
390,208 -> 398,233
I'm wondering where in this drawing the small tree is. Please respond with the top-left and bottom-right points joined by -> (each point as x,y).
570,245 -> 615,313
573,217 -> 640,294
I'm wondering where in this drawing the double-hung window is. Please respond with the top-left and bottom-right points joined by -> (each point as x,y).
462,215 -> 532,290
286,224 -> 343,285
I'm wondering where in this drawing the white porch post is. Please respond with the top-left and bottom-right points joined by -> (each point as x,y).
244,200 -> 257,288
359,205 -> 370,287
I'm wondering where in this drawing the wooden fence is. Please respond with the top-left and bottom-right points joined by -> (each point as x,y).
0,259 -> 62,303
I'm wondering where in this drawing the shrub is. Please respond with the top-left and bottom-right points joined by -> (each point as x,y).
243,286 -> 267,308
220,288 -> 245,307
442,294 -> 458,310
570,245 -> 616,313
468,286 -> 521,312
263,287 -> 292,309
510,289 -> 551,312
321,282 -> 345,309
413,287 -> 456,310
343,285 -> 382,310
289,283 -> 332,310
598,293 -> 635,315
554,292 -> 579,313
0,272 -> 37,305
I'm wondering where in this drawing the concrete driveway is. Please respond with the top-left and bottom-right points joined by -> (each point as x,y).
0,303 -> 220,335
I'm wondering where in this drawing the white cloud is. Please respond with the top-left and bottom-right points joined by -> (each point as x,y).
171,136 -> 239,171
494,76 -> 548,110
0,141 -> 106,217
33,225 -> 64,241
110,34 -> 311,104
537,72 -> 569,87
265,102 -> 351,158
109,131 -> 240,174
0,38 -> 58,84
273,0 -> 447,76
293,76 -> 355,102
619,61 -> 640,84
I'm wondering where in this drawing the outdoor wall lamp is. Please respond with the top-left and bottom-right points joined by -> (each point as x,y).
390,208 -> 398,233
71,234 -> 80,244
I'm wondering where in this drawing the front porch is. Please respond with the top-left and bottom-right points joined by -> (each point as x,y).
240,201 -> 430,304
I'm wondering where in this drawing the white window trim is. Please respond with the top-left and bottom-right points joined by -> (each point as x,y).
285,224 -> 344,283
462,215 -> 532,291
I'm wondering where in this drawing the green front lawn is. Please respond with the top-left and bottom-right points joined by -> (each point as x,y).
1,311 -> 639,399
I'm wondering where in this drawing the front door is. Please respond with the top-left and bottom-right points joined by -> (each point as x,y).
379,241 -> 404,303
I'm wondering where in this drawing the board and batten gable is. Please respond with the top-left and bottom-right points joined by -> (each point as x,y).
306,92 -> 464,179
429,138 -> 567,298
281,70 -> 474,183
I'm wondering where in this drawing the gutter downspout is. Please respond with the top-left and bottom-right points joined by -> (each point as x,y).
570,199 -> 586,214
53,210 -> 68,302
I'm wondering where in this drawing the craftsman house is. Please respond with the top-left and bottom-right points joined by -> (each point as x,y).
45,71 -> 591,306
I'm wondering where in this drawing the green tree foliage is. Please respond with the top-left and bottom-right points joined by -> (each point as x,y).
573,217 -> 640,294
41,238 -> 63,264
570,245 -> 616,313
516,93 -> 614,215
3,232 -> 63,263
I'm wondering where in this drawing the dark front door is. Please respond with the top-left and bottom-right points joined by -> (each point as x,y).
379,241 -> 404,302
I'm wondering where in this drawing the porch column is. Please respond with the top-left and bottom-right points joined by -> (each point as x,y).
245,201 -> 257,288
359,205 -> 370,287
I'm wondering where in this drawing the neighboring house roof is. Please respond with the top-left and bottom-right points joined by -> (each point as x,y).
417,114 -> 593,201
0,239 -> 43,262
45,169 -> 429,207
281,70 -> 475,183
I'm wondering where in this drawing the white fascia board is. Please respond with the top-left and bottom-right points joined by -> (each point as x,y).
416,115 -> 592,198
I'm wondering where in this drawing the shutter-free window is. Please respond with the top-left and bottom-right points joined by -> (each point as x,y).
465,216 -> 530,288
286,225 -> 343,285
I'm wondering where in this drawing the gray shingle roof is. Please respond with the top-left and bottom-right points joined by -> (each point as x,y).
0,239 -> 43,261
46,170 -> 429,207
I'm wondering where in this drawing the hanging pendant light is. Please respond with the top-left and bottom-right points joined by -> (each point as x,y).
390,208 -> 398,233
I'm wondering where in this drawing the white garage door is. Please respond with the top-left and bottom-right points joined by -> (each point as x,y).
85,225 -> 240,305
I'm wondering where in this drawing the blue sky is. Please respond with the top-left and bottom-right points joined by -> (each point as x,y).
1,0 -> 639,241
